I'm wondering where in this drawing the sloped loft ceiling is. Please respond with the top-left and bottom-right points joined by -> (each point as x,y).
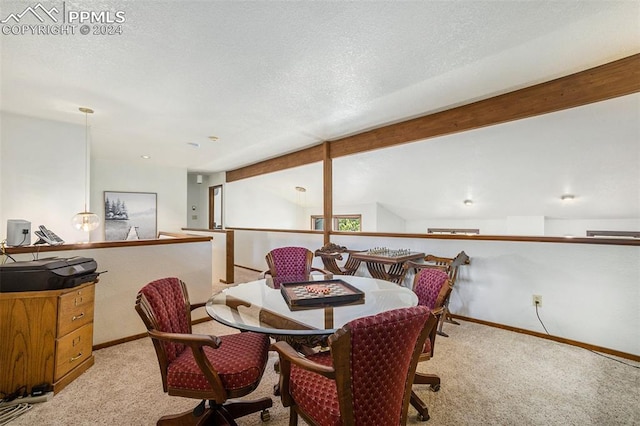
333,93 -> 640,221
0,1 -> 638,174
229,93 -> 640,222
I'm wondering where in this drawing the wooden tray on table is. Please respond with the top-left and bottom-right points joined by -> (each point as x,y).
280,279 -> 365,311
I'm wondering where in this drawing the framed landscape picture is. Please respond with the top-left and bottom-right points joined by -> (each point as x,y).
104,191 -> 157,241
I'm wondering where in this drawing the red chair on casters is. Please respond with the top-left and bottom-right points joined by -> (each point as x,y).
405,267 -> 452,421
135,277 -> 272,425
272,306 -> 437,426
405,251 -> 470,337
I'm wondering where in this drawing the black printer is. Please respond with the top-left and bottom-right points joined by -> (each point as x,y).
0,257 -> 99,292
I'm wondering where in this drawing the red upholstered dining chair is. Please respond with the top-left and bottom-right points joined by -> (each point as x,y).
405,251 -> 470,337
263,246 -> 327,278
272,306 -> 437,426
135,277 -> 272,425
405,267 -> 452,421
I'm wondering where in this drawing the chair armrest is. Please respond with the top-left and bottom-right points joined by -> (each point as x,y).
271,341 -> 335,379
431,307 -> 444,317
190,302 -> 206,311
403,260 -> 448,272
272,336 -> 335,407
260,269 -> 272,278
148,329 -> 227,401
223,295 -> 252,310
315,251 -> 344,261
148,329 -> 222,349
311,267 -> 331,275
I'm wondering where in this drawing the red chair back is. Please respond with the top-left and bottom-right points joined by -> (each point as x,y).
138,277 -> 191,362
335,306 -> 432,425
413,268 -> 449,309
267,246 -> 312,276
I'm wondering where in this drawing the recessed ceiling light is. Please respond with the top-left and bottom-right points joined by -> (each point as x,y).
295,186 -> 306,192
141,155 -> 151,159
561,194 -> 575,201
463,199 -> 473,206
187,142 -> 200,148
208,136 -> 219,142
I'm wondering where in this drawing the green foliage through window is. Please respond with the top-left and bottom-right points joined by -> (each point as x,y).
311,215 -> 361,232
338,218 -> 360,231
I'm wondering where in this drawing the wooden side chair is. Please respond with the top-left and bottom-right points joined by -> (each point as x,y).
272,306 -> 437,426
313,242 -> 363,276
135,277 -> 272,425
263,246 -> 327,278
405,267 -> 452,421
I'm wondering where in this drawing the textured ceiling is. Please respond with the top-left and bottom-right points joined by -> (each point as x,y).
1,1 -> 639,224
1,0 -> 638,175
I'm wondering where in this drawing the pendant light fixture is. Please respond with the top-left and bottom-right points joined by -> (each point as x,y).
72,107 -> 100,232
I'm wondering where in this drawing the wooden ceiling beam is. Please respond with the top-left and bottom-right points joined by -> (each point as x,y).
226,144 -> 324,182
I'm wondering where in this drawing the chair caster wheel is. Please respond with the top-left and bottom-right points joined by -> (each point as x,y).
260,409 -> 271,422
431,383 -> 441,392
273,384 -> 280,396
418,413 -> 430,421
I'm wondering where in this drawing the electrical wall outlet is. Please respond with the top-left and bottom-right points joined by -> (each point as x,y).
532,294 -> 542,307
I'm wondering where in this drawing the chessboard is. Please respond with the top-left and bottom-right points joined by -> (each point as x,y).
280,279 -> 365,311
366,247 -> 413,257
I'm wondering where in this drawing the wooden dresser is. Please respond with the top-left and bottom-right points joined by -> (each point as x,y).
0,282 -> 95,396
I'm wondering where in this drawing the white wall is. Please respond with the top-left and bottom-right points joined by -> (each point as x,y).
90,158 -> 186,241
185,172 -> 226,229
545,218 -> 640,237
294,202 -> 406,232
376,202 -> 406,232
234,230 -> 325,272
507,216 -> 545,236
177,229 -> 229,285
235,197 -> 640,237
0,113 -> 189,244
0,112 -> 88,244
406,218 -> 506,234
226,179 -> 299,229
405,217 -> 640,237
331,233 -> 640,356
186,173 -> 205,229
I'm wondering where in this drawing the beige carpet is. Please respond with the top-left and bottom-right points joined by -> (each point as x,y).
8,317 -> 639,426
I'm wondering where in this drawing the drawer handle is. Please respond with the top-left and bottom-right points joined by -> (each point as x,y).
72,312 -> 85,321
75,296 -> 83,306
70,353 -> 83,362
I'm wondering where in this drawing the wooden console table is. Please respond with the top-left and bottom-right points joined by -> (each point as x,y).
0,282 -> 96,396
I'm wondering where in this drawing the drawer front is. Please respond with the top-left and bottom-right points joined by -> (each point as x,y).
55,323 -> 93,381
58,285 -> 94,337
